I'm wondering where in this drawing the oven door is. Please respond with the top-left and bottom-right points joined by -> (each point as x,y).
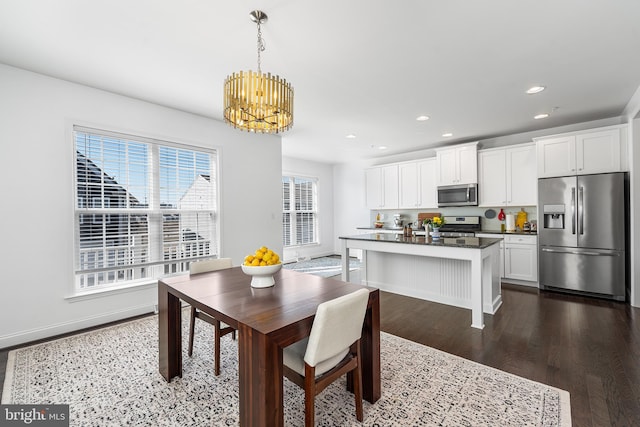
437,184 -> 477,207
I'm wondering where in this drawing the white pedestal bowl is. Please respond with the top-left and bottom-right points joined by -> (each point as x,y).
241,263 -> 282,288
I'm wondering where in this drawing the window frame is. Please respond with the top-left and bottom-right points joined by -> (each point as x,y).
72,125 -> 219,295
282,174 -> 319,248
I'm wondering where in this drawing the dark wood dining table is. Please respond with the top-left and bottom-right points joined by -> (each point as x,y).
158,266 -> 381,427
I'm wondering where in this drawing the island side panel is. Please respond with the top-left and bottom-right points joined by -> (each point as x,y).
365,252 -> 474,308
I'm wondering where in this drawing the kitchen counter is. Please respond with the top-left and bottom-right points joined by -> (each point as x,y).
478,229 -> 537,236
357,226 -> 410,231
340,233 -> 502,329
345,232 -> 502,249
358,227 -> 537,236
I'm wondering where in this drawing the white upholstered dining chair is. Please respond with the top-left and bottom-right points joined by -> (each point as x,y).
283,288 -> 370,426
188,258 -> 236,376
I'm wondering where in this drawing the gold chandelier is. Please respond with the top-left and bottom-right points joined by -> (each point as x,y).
224,10 -> 294,134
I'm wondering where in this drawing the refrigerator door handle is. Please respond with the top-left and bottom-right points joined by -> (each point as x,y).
578,186 -> 584,235
571,187 -> 576,234
541,248 -> 620,257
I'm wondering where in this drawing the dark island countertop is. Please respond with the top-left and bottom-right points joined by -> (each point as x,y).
340,233 -> 502,249
357,227 -> 537,236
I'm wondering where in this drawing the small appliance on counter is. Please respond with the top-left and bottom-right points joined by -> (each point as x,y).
393,214 -> 403,227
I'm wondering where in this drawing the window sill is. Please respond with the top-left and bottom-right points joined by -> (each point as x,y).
284,242 -> 320,249
65,280 -> 157,303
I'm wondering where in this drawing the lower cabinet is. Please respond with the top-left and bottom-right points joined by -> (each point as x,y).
476,234 -> 538,285
504,235 -> 537,283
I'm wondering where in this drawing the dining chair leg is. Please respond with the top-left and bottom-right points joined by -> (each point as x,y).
353,343 -> 364,421
304,364 -> 316,427
188,306 -> 197,357
214,319 -> 221,376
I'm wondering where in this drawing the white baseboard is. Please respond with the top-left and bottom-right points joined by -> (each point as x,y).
0,304 -> 156,349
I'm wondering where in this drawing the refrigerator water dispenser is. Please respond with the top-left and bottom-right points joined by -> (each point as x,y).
543,204 -> 565,229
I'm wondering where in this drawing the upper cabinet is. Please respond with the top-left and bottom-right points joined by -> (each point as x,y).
365,164 -> 399,209
535,125 -> 627,178
435,142 -> 478,186
478,144 -> 537,207
399,158 -> 437,209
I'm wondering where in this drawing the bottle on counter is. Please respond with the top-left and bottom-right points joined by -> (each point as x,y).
404,225 -> 413,237
498,208 -> 506,232
516,208 -> 528,231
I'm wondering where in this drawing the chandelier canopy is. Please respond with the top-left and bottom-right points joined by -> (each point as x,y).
223,10 -> 294,134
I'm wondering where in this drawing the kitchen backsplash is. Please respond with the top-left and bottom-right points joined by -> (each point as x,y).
370,206 -> 538,230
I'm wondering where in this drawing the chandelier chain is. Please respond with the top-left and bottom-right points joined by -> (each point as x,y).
256,19 -> 265,73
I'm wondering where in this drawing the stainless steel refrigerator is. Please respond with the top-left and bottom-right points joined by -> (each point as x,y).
537,172 -> 627,300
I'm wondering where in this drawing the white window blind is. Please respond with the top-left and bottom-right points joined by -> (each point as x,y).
282,176 -> 318,247
74,126 -> 217,291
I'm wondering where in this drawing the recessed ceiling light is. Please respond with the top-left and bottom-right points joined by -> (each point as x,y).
346,133 -> 356,139
534,113 -> 549,119
526,86 -> 546,94
378,146 -> 388,150
416,115 -> 430,121
442,132 -> 453,137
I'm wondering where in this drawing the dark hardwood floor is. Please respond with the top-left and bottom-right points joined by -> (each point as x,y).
381,284 -> 640,427
2,283 -> 639,426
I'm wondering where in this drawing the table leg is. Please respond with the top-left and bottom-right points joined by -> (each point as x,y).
355,289 -> 381,403
238,324 -> 283,427
158,281 -> 182,381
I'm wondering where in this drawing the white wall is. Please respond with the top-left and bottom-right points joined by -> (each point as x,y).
332,160 -> 370,252
281,157 -> 335,262
628,115 -> 640,307
0,64 -> 282,347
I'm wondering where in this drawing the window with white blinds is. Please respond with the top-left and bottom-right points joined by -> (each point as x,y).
282,176 -> 318,247
74,126 -> 217,291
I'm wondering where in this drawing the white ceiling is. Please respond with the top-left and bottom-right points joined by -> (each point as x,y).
2,0 -> 640,164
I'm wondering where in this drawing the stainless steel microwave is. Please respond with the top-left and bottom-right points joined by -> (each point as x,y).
437,183 -> 478,207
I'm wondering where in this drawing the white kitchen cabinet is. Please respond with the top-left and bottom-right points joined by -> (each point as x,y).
478,144 -> 537,206
535,125 -> 625,178
399,158 -> 437,208
576,128 -> 621,174
435,142 -> 478,186
504,235 -> 537,282
365,164 -> 399,209
536,135 -> 575,178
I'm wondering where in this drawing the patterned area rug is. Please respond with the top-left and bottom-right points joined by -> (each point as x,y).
2,314 -> 571,426
283,256 -> 360,278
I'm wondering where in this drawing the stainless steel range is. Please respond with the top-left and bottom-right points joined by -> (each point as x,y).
438,216 -> 481,237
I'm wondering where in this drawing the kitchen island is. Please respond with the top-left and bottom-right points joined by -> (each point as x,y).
340,233 -> 502,329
